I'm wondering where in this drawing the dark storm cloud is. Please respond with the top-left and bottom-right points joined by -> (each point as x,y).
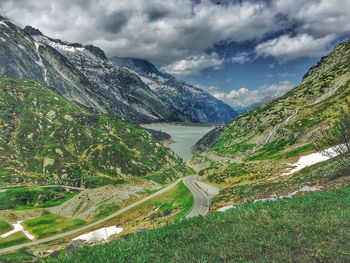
0,0 -> 349,72
100,12 -> 128,33
146,9 -> 169,22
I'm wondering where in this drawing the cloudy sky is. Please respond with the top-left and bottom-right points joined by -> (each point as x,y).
1,0 -> 350,109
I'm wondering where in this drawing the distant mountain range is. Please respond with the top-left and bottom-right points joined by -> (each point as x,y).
110,57 -> 238,124
0,16 -> 237,124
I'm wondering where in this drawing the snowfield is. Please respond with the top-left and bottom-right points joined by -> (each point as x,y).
0,221 -> 35,240
72,226 -> 123,242
282,146 -> 339,176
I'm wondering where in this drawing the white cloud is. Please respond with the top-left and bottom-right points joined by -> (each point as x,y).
274,0 -> 350,36
255,34 -> 336,62
161,52 -> 223,76
0,0 -> 349,68
209,80 -> 294,108
230,52 -> 253,64
255,34 -> 334,62
0,0 -> 281,64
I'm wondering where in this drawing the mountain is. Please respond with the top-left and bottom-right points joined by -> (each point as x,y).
0,16 -> 237,124
195,39 -> 350,159
0,76 -> 187,188
191,39 -> 350,206
110,57 -> 238,124
0,17 -> 186,123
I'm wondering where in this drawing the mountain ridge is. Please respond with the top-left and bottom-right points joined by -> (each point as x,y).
194,39 -> 350,159
0,18 -> 187,123
0,18 -> 237,124
110,56 -> 238,124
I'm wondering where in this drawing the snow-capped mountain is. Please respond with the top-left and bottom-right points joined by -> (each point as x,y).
0,18 -> 185,123
110,57 -> 238,124
0,16 -> 236,124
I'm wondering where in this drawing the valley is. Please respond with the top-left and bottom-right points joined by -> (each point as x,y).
0,4 -> 349,262
141,123 -> 215,162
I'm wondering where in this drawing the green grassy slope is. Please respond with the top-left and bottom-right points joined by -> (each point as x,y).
0,76 -> 186,188
0,187 -> 79,210
0,221 -> 12,235
23,214 -> 86,239
191,40 -> 350,207
206,40 -> 350,160
45,184 -> 350,263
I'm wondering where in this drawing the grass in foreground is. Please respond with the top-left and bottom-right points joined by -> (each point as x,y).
45,184 -> 350,263
0,249 -> 34,262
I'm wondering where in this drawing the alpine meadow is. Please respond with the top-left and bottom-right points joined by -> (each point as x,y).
0,1 -> 349,262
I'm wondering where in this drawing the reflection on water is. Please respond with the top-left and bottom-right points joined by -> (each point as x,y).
142,123 -> 215,162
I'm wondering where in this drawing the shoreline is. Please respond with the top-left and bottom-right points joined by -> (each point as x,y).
141,122 -> 221,128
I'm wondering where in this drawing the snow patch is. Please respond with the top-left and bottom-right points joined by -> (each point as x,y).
282,146 -> 339,176
34,41 -> 48,82
73,226 -> 123,242
256,185 -> 321,202
1,221 -> 35,240
0,21 -> 9,28
17,44 -> 26,51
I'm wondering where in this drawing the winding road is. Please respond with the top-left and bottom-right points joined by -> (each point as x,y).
184,175 -> 210,218
0,175 -> 211,255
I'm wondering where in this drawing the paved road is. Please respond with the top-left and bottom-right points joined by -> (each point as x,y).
0,177 -> 185,254
184,175 -> 210,218
0,175 -> 210,254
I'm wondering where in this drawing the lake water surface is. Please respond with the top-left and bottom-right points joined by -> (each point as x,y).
142,123 -> 215,162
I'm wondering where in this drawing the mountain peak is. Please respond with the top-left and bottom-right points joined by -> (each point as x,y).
84,45 -> 107,60
110,57 -> 165,77
23,25 -> 43,36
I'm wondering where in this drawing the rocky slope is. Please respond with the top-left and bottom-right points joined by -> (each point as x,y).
0,76 -> 186,188
0,17 -> 186,123
110,57 -> 238,124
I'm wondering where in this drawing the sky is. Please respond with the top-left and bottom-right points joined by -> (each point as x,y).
1,0 -> 350,110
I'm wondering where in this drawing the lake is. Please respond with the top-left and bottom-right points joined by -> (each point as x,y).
141,123 -> 215,162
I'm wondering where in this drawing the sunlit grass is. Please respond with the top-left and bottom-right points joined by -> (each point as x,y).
46,184 -> 350,263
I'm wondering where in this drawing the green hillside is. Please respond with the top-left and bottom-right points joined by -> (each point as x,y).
210,40 -> 350,160
44,183 -> 350,263
191,40 -> 350,207
0,76 -> 187,189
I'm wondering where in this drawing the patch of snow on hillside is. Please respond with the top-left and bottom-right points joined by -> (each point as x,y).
256,185 -> 322,202
218,185 -> 321,212
282,146 -> 339,176
34,41 -> 48,82
0,21 -> 9,28
1,221 -> 35,240
73,226 -> 123,242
